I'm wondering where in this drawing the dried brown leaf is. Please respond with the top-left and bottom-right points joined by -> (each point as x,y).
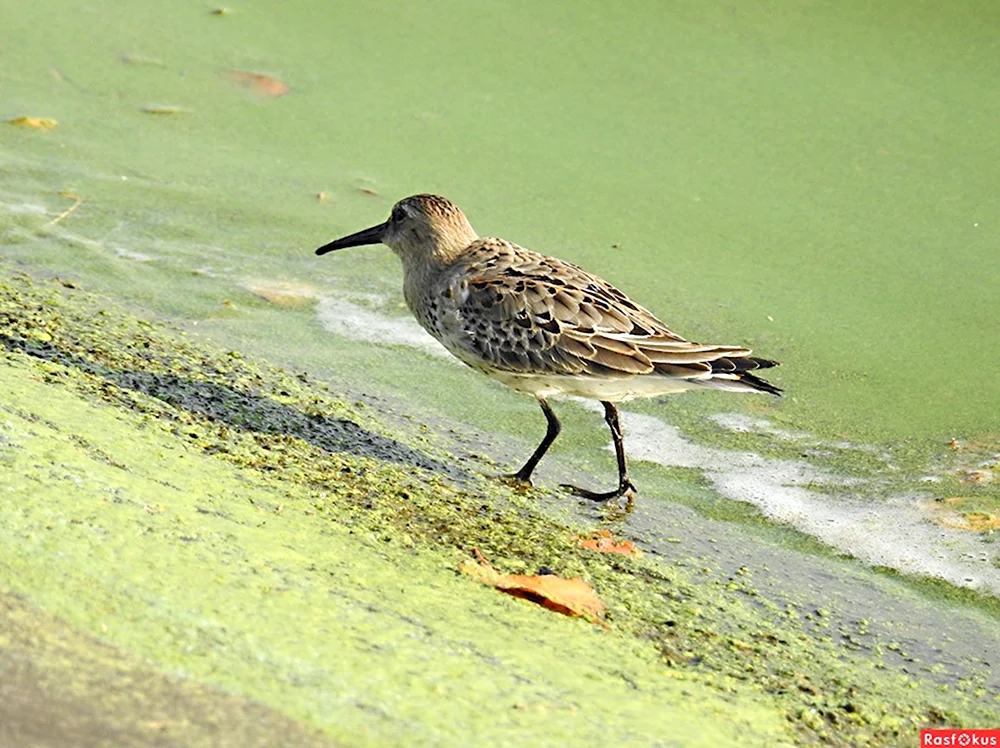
460,550 -> 606,624
577,529 -> 641,556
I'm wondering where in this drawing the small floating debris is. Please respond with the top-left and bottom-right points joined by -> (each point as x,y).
141,104 -> 189,115
961,469 -> 994,485
923,497 -> 1000,533
225,70 -> 290,98
352,177 -> 380,197
121,54 -> 166,67
47,190 -> 84,226
577,529 -> 641,557
9,116 -> 58,130
244,280 -> 316,307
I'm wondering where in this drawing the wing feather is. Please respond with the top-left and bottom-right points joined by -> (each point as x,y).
432,238 -> 779,392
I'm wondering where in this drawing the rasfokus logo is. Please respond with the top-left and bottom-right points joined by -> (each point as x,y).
921,730 -> 1000,746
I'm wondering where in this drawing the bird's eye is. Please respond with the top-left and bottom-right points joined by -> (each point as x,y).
391,206 -> 405,222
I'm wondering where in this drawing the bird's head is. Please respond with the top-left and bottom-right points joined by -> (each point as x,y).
316,194 -> 478,265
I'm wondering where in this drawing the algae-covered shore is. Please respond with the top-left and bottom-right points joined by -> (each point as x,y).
1,262 -> 998,746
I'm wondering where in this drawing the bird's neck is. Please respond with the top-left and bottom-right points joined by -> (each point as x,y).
432,220 -> 478,265
396,224 -> 478,273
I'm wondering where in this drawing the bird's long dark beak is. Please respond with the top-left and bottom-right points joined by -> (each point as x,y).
315,220 -> 389,255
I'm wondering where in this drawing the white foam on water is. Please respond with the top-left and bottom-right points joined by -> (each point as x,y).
115,248 -> 156,262
608,406 -> 999,594
708,412 -> 888,458
4,201 -> 49,217
708,412 -> 814,442
316,296 -> 449,358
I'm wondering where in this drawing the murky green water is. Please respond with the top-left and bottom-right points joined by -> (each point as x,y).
4,0 -> 1000,740
4,1 -> 998,558
6,0 -> 998,441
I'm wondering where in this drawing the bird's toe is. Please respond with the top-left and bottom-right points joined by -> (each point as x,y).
560,481 -> 637,502
496,473 -> 535,493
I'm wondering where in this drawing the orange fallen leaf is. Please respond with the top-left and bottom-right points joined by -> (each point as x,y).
225,70 -> 290,98
460,549 -> 606,625
9,116 -> 58,130
921,497 -> 1000,533
961,469 -> 994,485
577,529 -> 641,556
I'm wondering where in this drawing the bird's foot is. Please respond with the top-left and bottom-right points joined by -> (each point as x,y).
496,472 -> 535,494
560,479 -> 637,503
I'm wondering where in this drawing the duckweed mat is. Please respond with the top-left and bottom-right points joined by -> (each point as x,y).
1,263 -> 997,746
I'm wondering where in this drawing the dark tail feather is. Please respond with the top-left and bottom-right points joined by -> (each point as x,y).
710,356 -> 782,395
710,356 -> 779,373
746,357 -> 779,371
738,371 -> 782,396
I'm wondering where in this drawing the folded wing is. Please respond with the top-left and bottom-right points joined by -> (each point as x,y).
447,240 -> 780,394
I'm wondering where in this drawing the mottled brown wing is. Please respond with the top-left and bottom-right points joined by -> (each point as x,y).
451,240 -> 773,383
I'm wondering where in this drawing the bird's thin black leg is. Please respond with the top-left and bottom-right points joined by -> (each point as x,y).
509,397 -> 561,484
564,401 -> 637,501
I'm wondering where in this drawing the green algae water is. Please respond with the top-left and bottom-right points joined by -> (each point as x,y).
3,0 -> 1000,740
5,0 -> 998,440
4,0 -> 999,573
5,0 -> 998,549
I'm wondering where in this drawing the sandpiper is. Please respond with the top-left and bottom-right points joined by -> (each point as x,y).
316,195 -> 780,501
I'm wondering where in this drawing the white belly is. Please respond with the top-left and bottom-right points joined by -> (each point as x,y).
482,369 -> 705,402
